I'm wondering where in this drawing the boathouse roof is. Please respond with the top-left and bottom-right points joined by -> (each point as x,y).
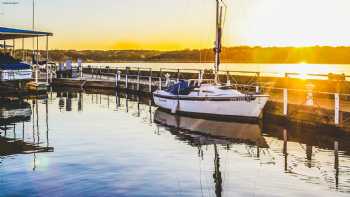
0,26 -> 53,40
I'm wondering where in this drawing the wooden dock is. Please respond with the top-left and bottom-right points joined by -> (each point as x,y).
51,67 -> 350,132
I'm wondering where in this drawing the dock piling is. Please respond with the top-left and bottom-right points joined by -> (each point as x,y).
117,70 -> 121,81
115,73 -> 118,88
226,71 -> 230,85
256,73 -> 260,93
198,70 -> 202,83
283,89 -> 288,116
137,71 -> 140,92
306,83 -> 314,106
165,73 -> 170,87
177,69 -> 180,82
125,69 -> 129,90
335,93 -> 340,125
80,66 -> 83,79
149,76 -> 152,93
99,66 -> 102,79
159,69 -> 162,90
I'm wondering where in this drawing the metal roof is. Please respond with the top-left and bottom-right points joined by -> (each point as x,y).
0,26 -> 53,40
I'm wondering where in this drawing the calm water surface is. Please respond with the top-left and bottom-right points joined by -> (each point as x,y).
1,90 -> 350,197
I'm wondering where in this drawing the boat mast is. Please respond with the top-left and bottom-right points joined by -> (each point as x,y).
214,0 -> 223,83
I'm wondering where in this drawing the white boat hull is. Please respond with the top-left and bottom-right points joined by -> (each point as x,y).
153,92 -> 269,119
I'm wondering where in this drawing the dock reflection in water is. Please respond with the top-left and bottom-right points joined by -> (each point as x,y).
0,98 -> 53,172
1,89 -> 350,196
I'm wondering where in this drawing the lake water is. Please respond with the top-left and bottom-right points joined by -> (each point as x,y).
1,89 -> 350,197
83,62 -> 350,77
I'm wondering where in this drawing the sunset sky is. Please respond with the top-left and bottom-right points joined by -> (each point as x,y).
1,0 -> 350,50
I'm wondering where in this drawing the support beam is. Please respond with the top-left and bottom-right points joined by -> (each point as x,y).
46,36 -> 49,83
22,38 -> 25,61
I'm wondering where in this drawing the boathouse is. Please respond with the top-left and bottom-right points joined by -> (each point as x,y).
0,26 -> 53,81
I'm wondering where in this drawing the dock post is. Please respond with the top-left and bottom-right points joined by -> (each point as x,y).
226,71 -> 230,86
125,68 -> 129,90
335,93 -> 340,125
159,69 -> 162,90
91,67 -> 94,79
306,83 -> 314,106
137,68 -> 140,92
177,69 -> 180,82
283,89 -> 288,116
99,66 -> 102,79
164,73 -> 170,87
256,72 -> 260,93
149,99 -> 152,123
50,68 -> 53,83
149,76 -> 152,93
256,86 -> 260,94
117,70 -> 121,81
198,70 -> 202,84
80,65 -> 83,79
137,69 -> 140,92
115,73 -> 118,88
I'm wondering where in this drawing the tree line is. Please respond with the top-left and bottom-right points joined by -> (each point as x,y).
18,46 -> 350,64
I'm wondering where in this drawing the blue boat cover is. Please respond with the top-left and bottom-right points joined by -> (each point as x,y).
0,63 -> 31,70
166,80 -> 190,95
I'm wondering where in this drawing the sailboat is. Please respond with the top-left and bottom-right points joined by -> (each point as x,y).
153,0 -> 269,119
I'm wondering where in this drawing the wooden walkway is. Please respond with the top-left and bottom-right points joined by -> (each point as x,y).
51,72 -> 350,132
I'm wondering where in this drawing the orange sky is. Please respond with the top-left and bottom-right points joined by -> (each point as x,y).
1,0 -> 350,50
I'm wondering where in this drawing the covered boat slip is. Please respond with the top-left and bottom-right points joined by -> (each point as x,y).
0,26 -> 53,82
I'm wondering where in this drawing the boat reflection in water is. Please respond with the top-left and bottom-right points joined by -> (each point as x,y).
0,98 -> 53,157
154,109 -> 269,197
154,108 -> 268,148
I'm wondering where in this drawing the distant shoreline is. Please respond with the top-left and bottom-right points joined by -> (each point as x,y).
80,61 -> 350,65
30,46 -> 350,65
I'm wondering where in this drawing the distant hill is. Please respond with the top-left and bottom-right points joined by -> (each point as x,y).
21,46 -> 350,64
